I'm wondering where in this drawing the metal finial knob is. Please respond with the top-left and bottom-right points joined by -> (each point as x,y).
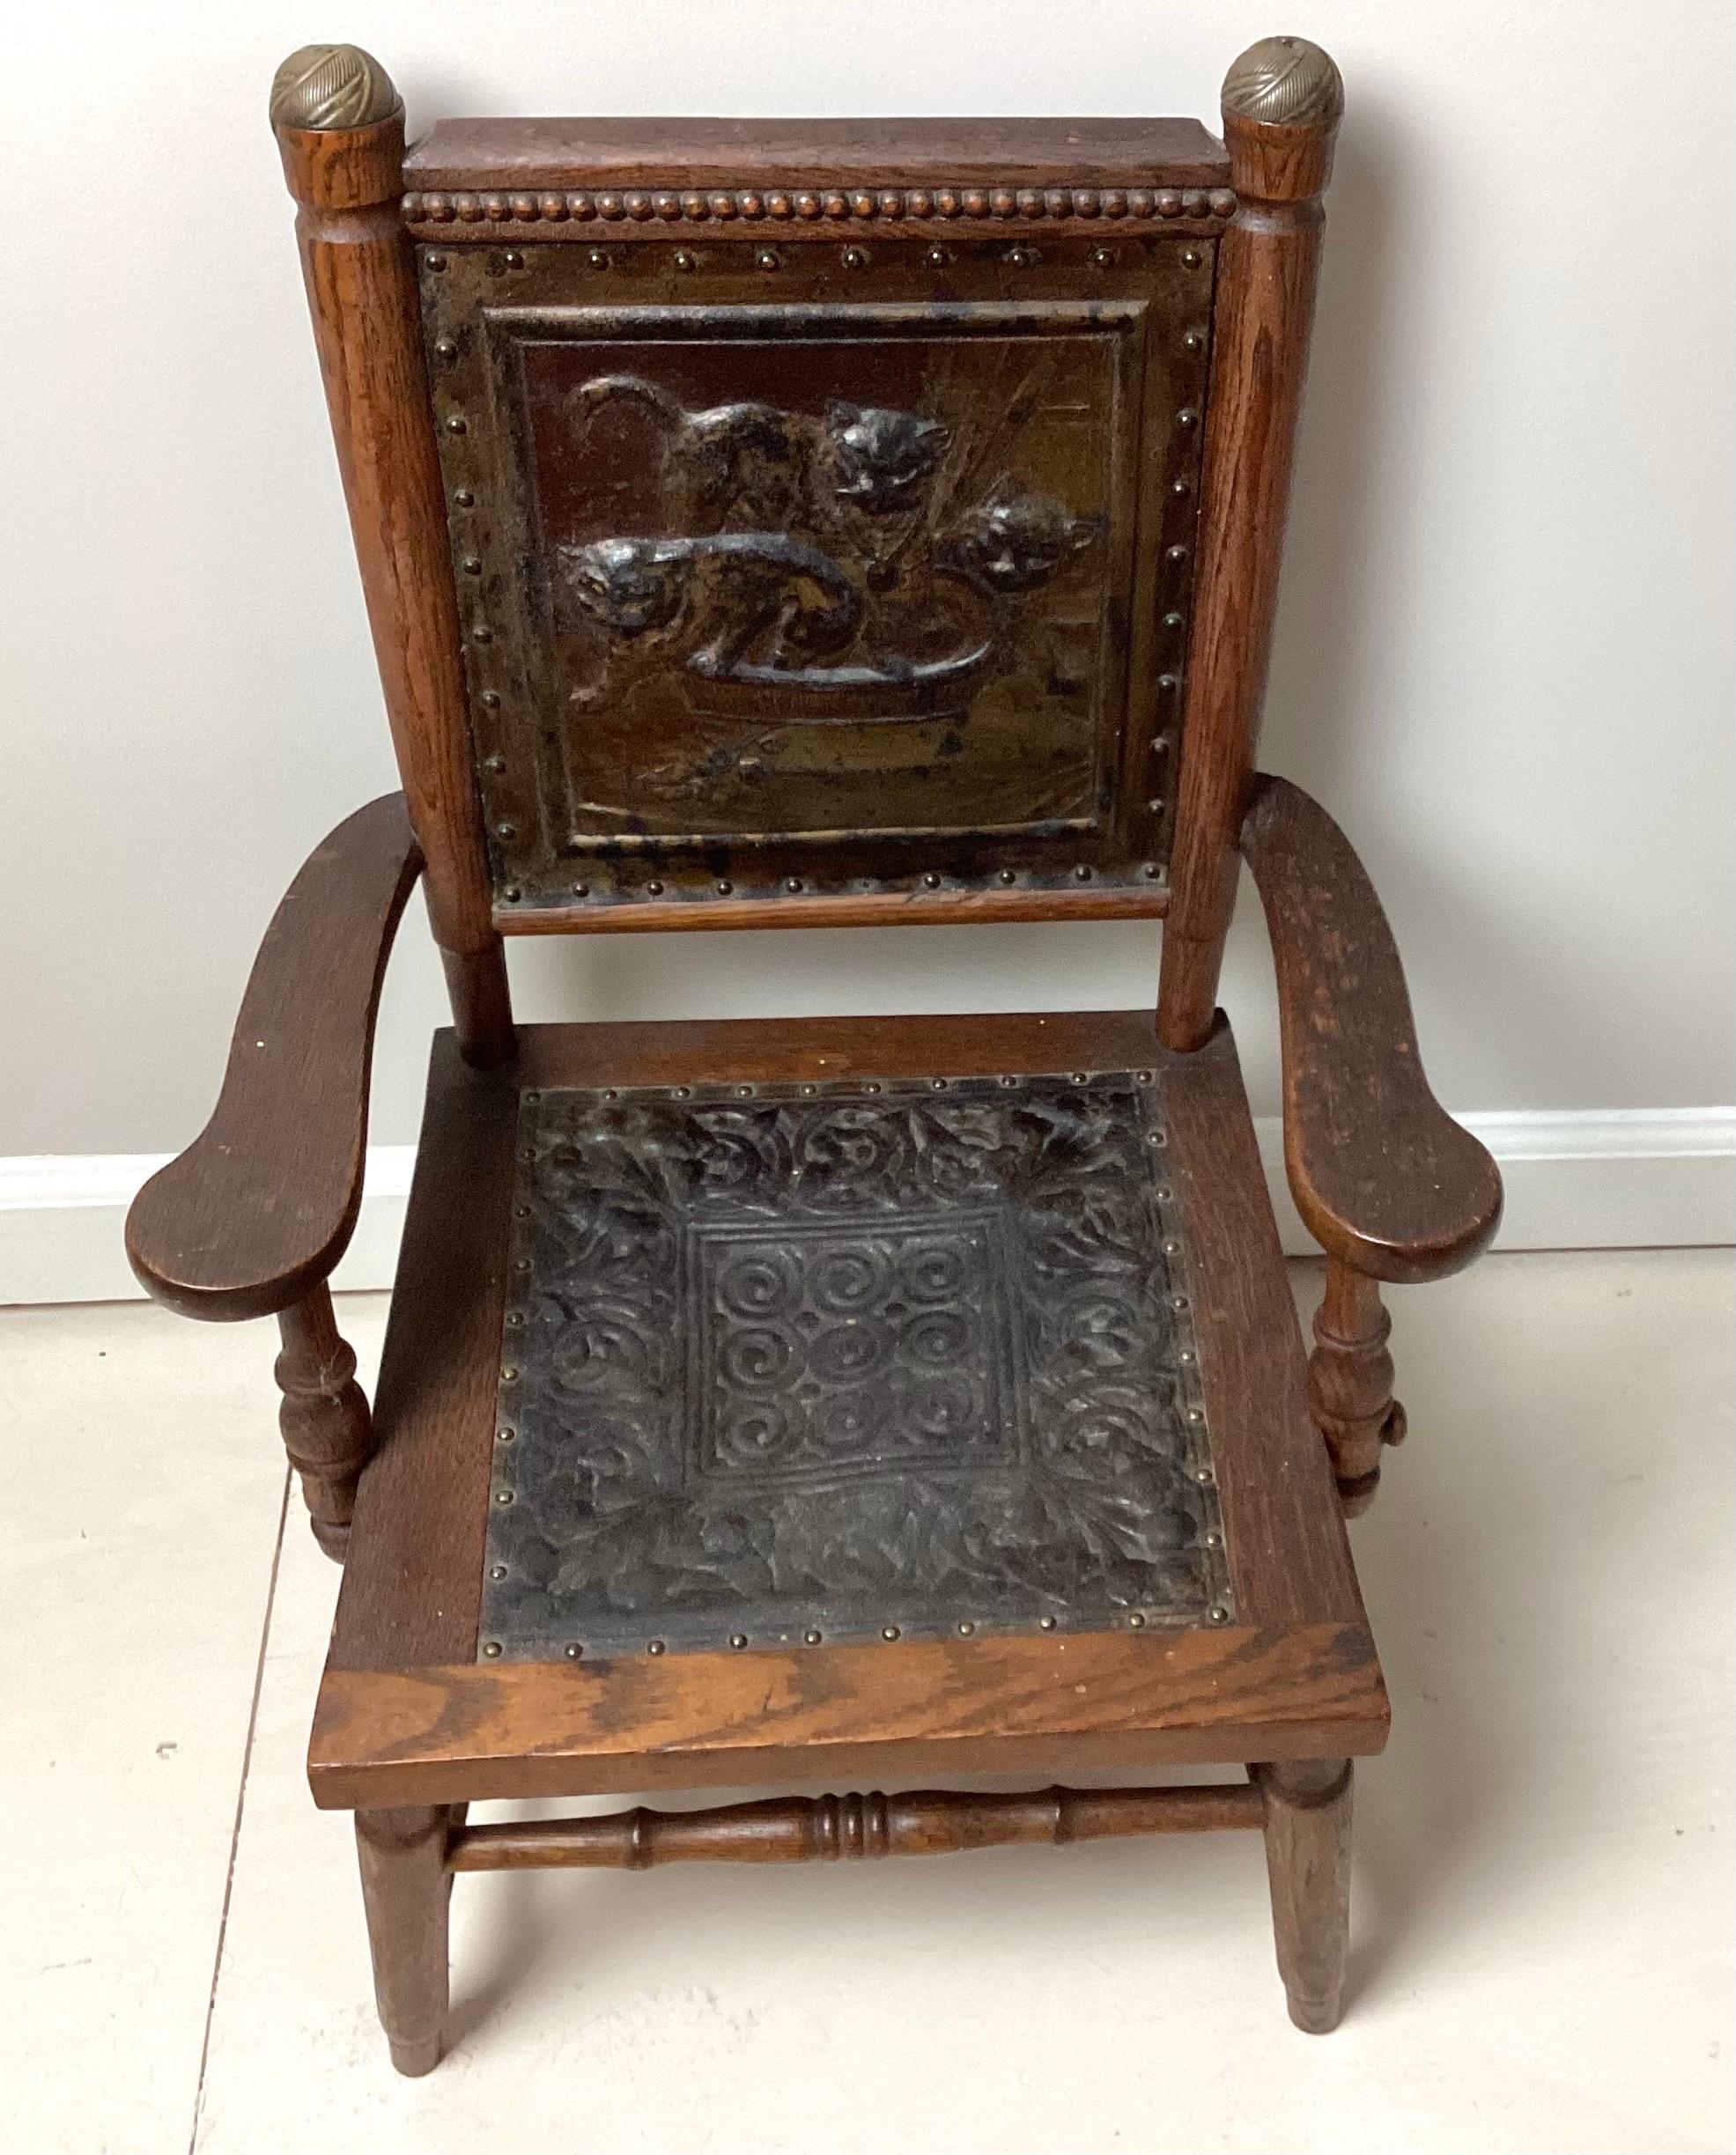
269,43 -> 399,131
1222,35 -> 1344,128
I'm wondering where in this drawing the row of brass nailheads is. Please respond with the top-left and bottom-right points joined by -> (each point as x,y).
480,1067 -> 1230,1659
465,489 -> 1186,897
512,1071 -> 1159,1101
426,242 -> 1208,274
1143,1112 -> 1226,1620
493,864 -> 1170,903
438,333 -> 1197,874
407,184 -> 1237,226
477,1598 -> 1230,1659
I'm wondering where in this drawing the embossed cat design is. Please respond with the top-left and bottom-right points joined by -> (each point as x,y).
940,477 -> 1103,594
561,380 -> 1098,718
561,532 -> 862,679
568,375 -> 952,533
824,402 -> 953,514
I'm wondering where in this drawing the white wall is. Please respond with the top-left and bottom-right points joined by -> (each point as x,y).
4,3 -> 1732,1290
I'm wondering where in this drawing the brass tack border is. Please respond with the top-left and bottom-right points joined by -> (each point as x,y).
480,1069 -> 1235,1662
422,237 -> 1209,912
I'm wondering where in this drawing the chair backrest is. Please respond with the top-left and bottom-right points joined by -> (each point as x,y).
269,38 -> 1341,1046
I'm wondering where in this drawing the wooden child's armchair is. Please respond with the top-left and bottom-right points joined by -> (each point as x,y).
128,34 -> 1500,2074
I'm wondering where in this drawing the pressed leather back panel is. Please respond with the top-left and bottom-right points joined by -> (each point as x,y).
405,121 -> 1232,927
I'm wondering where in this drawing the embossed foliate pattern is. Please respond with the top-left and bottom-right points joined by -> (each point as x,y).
480,1070 -> 1231,1659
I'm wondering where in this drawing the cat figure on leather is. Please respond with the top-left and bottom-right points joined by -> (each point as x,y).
560,532 -> 864,683
567,376 -> 952,535
941,477 -> 1103,594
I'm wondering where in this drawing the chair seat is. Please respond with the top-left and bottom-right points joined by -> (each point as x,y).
310,1010 -> 1387,1810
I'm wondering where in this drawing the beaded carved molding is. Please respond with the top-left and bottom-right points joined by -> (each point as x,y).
404,183 -> 1237,232
479,1067 -> 1232,1661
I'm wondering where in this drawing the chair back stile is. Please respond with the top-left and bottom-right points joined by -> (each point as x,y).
271,61 -> 513,1066
1158,40 -> 1344,1048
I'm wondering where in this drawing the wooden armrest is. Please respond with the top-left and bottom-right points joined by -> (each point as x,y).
1239,775 -> 1502,1284
126,794 -> 424,1321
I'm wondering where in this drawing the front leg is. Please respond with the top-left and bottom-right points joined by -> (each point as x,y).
1307,1259 -> 1407,1517
355,1806 -> 452,2076
1254,1760 -> 1353,2033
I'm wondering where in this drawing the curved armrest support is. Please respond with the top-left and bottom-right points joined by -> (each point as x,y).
1240,775 -> 1502,1284
126,793 -> 424,1321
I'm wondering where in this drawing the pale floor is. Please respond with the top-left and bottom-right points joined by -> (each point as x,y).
3,1250 -> 1732,2155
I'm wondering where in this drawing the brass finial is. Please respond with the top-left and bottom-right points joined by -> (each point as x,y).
1222,35 -> 1344,127
269,43 -> 400,131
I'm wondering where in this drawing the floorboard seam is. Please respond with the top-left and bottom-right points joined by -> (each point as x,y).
186,1469 -> 292,2155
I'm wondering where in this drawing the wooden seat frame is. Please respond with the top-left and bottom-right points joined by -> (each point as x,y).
128,34 -> 1501,2075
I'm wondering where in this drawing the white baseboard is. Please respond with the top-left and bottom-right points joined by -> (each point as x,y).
4,1110 -> 1731,1308
0,1151 -> 419,1310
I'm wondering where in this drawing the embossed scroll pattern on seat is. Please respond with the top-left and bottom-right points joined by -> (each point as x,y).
479,1069 -> 1232,1659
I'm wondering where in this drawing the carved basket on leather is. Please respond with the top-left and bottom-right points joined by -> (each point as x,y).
126,35 -> 1503,2077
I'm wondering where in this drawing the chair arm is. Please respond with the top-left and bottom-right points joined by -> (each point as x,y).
1239,775 -> 1502,1284
126,793 -> 424,1321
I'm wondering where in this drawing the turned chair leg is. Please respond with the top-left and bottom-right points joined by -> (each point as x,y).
355,1806 -> 452,2076
1307,1258 -> 1407,1516
1253,1759 -> 1353,2033
274,1283 -> 373,1560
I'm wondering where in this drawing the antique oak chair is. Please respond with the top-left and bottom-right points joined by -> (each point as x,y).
127,36 -> 1501,2072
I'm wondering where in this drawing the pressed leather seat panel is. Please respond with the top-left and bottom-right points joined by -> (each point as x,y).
314,1010 -> 1383,1811
480,1066 -> 1234,1661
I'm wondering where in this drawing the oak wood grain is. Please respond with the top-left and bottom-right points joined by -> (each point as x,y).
1163,1020 -> 1365,1625
1239,774 -> 1503,1282
445,1782 -> 1265,1870
404,116 -> 1229,193
513,1008 -> 1171,1092
1309,1259 -> 1406,1515
276,1284 -> 374,1556
1254,1756 -> 1353,2033
1157,98 -> 1342,1049
326,1032 -> 521,1672
125,794 -> 421,1321
501,883 -> 1168,937
275,112 -> 512,1064
354,1806 -> 450,2077
310,1621 -> 1386,1808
